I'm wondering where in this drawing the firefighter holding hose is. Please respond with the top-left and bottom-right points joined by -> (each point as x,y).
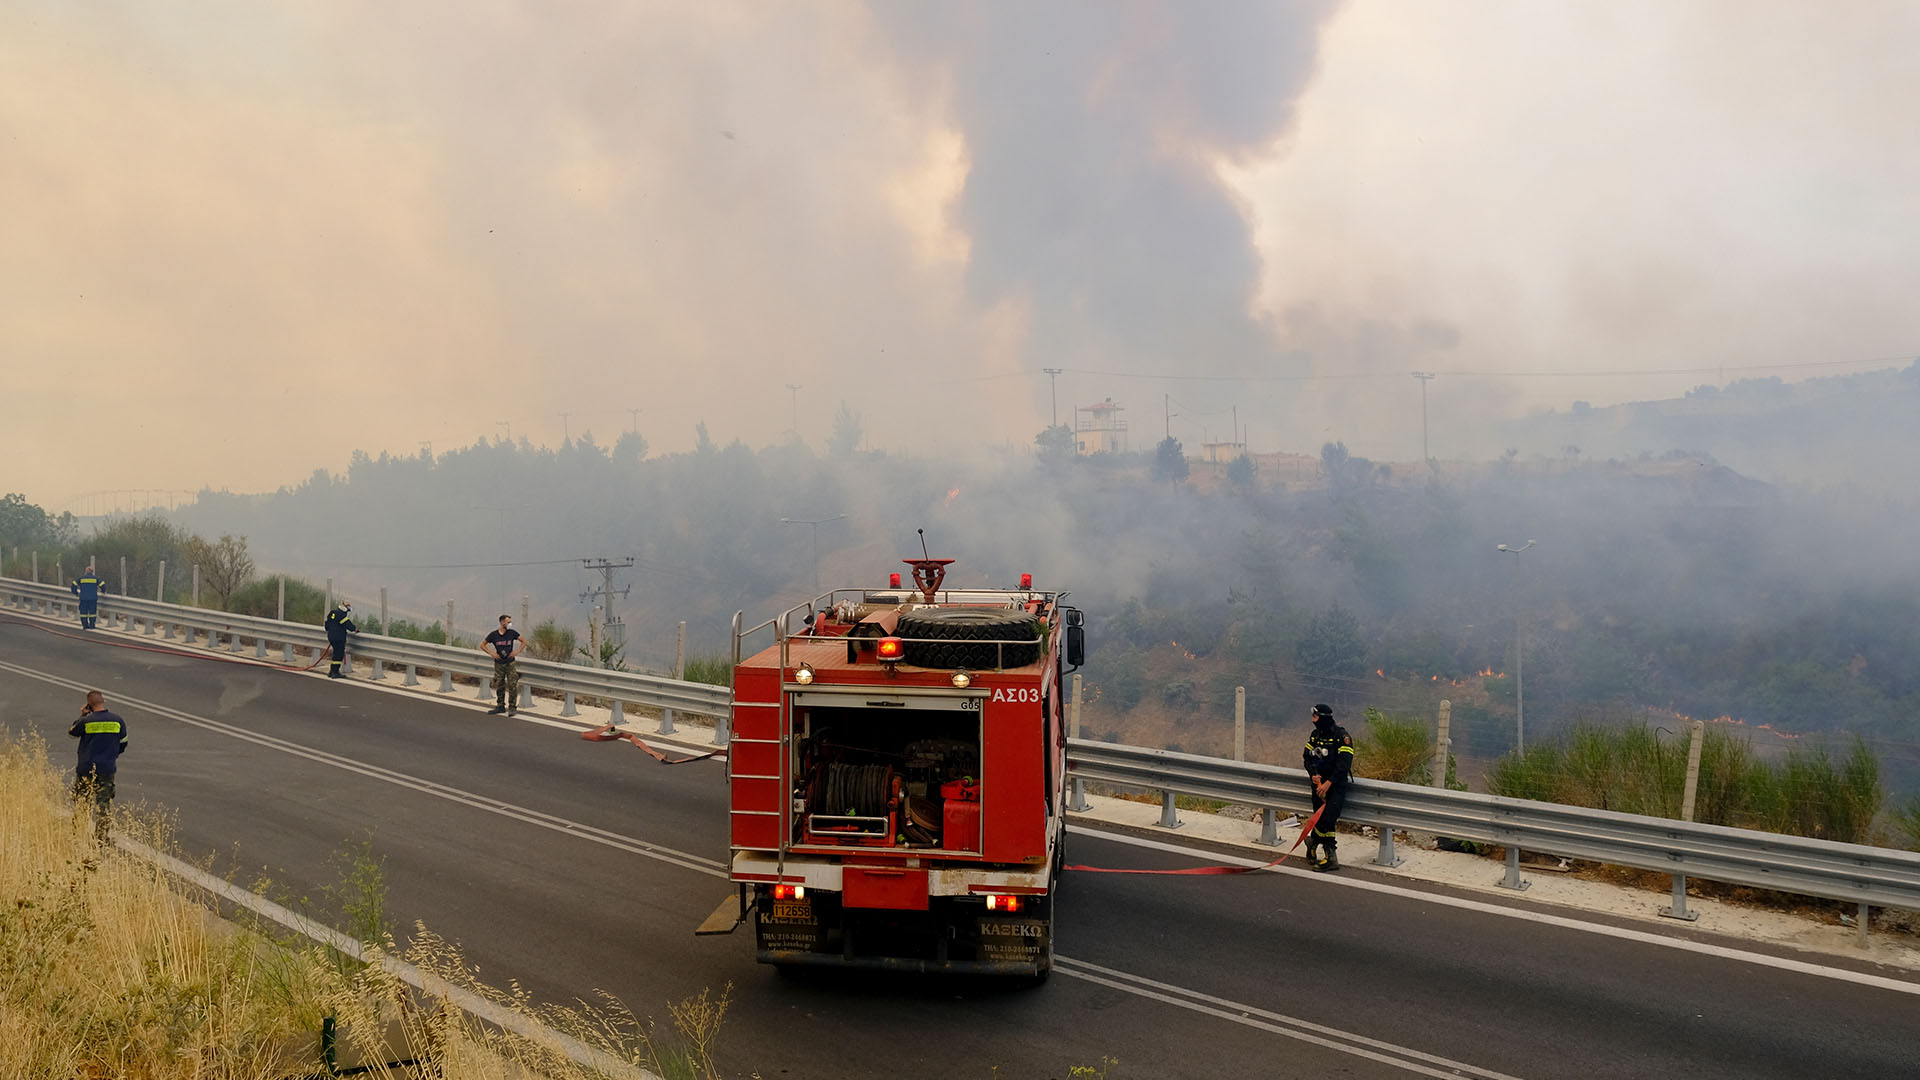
1302,703 -> 1354,871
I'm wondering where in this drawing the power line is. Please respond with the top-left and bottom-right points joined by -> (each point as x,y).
1061,352 -> 1917,384
307,557 -> 588,570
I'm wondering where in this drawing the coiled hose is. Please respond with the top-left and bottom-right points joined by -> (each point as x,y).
820,762 -> 895,817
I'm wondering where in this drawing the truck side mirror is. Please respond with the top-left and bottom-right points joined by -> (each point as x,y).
1065,624 -> 1085,669
1064,607 -> 1083,628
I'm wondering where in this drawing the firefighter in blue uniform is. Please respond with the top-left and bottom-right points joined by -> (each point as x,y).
324,601 -> 358,679
70,690 -> 128,842
70,565 -> 104,629
1302,703 -> 1355,871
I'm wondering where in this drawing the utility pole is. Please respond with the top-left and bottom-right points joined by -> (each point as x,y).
1497,540 -> 1537,754
496,420 -> 512,443
627,408 -> 642,435
780,514 -> 847,592
1042,367 -> 1064,427
471,504 -> 524,614
785,384 -> 803,437
579,557 -> 635,661
558,411 -> 571,443
1164,394 -> 1175,440
1412,372 -> 1436,465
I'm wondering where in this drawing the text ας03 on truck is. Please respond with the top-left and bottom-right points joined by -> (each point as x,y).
726,555 -> 1085,980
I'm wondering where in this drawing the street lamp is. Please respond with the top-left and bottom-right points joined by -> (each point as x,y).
1496,540 -> 1536,754
780,514 -> 847,593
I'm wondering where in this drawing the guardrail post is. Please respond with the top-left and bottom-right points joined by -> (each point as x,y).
439,670 -> 453,693
1067,674 -> 1089,812
229,631 -> 243,653
561,690 -> 579,717
1661,872 -> 1698,921
284,642 -> 294,664
1663,719 -> 1707,921
1373,826 -> 1406,868
473,674 -> 491,700
164,620 -> 176,640
371,657 -> 385,681
610,700 -> 624,727
1158,791 -> 1182,829
1257,808 -> 1281,846
518,683 -> 531,710
1859,903 -> 1871,949
404,663 -> 419,687
143,615 -> 155,636
1499,846 -> 1531,891
711,703 -> 730,745
255,638 -> 267,658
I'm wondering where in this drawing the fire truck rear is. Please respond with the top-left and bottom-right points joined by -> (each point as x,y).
726,555 -> 1084,977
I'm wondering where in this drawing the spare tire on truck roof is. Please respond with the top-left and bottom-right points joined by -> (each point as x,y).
895,607 -> 1042,669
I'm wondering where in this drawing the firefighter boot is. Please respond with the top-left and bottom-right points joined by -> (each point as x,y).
1304,836 -> 1321,866
1315,839 -> 1340,873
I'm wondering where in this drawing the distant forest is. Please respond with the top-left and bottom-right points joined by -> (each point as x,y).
9,400 -> 1920,790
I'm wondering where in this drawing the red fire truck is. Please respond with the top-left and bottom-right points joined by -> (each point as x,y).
724,555 -> 1084,977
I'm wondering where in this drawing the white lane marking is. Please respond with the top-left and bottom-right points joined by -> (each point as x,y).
1054,957 -> 1525,1080
0,660 -> 728,879
1068,823 -> 1920,997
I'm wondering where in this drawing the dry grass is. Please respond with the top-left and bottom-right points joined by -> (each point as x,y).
0,728 -> 728,1079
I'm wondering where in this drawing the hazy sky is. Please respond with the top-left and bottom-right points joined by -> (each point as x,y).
6,1 -> 1918,510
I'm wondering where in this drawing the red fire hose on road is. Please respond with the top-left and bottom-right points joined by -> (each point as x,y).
1064,804 -> 1325,876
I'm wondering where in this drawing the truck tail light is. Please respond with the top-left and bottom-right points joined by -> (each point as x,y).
772,884 -> 806,901
875,636 -> 905,661
984,894 -> 1022,913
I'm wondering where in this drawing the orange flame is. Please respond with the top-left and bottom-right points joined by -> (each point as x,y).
944,486 -> 961,505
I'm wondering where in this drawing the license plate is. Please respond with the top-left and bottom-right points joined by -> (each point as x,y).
771,900 -> 813,922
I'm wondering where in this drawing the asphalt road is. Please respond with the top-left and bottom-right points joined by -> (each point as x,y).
3,614 -> 1916,1080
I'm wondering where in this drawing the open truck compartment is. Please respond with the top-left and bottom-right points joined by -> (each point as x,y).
727,555 -> 1083,977
794,701 -> 982,850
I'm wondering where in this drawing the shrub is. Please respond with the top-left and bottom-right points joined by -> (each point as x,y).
376,618 -> 447,645
226,574 -> 331,624
682,654 -> 732,686
1353,707 -> 1434,785
1487,723 -> 1886,844
525,619 -> 577,663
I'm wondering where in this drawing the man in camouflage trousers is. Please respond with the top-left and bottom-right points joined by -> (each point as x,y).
483,614 -> 523,715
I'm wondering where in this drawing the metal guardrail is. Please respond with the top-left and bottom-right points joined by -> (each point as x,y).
0,577 -> 731,731
1067,739 -> 1920,913
13,573 -> 1917,919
